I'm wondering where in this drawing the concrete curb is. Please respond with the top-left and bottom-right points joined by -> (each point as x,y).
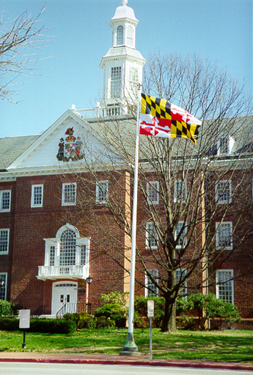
0,355 -> 253,371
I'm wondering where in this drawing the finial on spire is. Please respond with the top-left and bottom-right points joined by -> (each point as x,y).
122,0 -> 128,5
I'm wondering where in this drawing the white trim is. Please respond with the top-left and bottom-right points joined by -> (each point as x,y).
145,222 -> 158,249
0,273 -> 7,300
175,221 -> 187,249
0,190 -> 11,212
31,184 -> 44,207
174,180 -> 187,203
0,228 -> 10,255
62,182 -> 77,206
146,181 -> 159,204
145,269 -> 159,297
215,222 -> 233,250
216,269 -> 234,304
215,180 -> 232,204
96,180 -> 108,204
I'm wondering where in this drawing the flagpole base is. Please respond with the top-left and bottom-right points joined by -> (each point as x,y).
119,333 -> 141,356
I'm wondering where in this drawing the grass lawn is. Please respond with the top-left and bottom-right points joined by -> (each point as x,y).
1,328 -> 253,363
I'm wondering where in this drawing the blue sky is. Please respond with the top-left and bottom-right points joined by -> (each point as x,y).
1,0 -> 252,138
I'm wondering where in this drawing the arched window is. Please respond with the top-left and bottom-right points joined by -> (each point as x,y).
116,25 -> 123,45
60,229 -> 76,266
39,224 -> 90,280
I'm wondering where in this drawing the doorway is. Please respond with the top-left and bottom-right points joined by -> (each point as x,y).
51,282 -> 77,315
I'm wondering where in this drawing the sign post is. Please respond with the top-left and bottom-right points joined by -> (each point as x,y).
19,309 -> 30,348
147,300 -> 154,361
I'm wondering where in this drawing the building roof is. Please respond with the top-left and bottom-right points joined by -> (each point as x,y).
0,135 -> 40,170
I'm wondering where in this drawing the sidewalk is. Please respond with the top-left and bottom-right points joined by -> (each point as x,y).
0,352 -> 253,371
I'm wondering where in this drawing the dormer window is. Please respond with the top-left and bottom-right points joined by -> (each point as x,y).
217,134 -> 234,155
116,25 -> 123,45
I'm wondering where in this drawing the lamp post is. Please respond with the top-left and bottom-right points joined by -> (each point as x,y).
86,276 -> 92,313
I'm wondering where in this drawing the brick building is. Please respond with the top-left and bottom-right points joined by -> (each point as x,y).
0,1 -> 253,322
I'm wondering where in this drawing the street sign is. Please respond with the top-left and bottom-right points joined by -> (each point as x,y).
147,300 -> 154,318
19,309 -> 30,329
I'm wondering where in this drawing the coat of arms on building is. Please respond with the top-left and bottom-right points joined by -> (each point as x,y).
56,127 -> 84,162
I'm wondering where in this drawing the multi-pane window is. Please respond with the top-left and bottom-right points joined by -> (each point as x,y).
176,268 -> 187,297
80,245 -> 88,265
129,67 -> 138,98
0,229 -> 9,254
49,246 -> 55,266
0,273 -> 7,300
174,180 -> 187,203
62,183 -> 76,206
111,67 -> 122,98
215,180 -> 232,204
216,222 -> 233,250
145,269 -> 159,297
146,222 -> 158,249
116,25 -> 123,45
217,134 -> 234,155
96,180 -> 108,204
0,190 -> 11,212
216,270 -> 234,304
175,221 -> 187,249
60,229 -> 76,266
31,185 -> 43,207
146,181 -> 159,204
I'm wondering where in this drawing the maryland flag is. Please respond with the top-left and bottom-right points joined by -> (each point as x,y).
140,93 -> 201,144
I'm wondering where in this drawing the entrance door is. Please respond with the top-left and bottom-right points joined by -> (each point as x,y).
52,282 -> 77,315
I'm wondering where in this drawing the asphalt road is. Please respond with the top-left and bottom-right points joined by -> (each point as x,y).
1,363 -> 253,375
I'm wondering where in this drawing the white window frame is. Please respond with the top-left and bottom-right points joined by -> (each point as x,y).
96,180 -> 108,204
145,269 -> 159,297
217,134 -> 234,156
116,25 -> 123,45
111,66 -> 122,99
146,222 -> 158,249
175,221 -> 187,249
216,222 -> 233,250
31,184 -> 44,207
174,180 -> 187,203
216,269 -> 234,304
215,180 -> 232,204
62,183 -> 77,206
176,268 -> 187,297
44,224 -> 90,268
0,229 -> 10,255
0,273 -> 7,300
0,190 -> 11,212
146,181 -> 159,204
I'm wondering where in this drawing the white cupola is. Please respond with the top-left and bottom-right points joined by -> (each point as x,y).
100,0 -> 146,116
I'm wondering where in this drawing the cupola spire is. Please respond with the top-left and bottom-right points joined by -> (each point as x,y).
100,1 -> 146,116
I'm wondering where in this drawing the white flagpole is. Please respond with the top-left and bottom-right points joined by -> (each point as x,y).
120,85 -> 141,356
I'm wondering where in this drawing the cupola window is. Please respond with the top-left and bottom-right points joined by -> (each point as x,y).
116,25 -> 123,45
111,67 -> 122,98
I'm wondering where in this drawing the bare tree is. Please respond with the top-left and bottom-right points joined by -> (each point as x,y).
68,53 -> 253,332
0,6 -> 46,101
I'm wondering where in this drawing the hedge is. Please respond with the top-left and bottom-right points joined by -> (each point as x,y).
0,318 -> 76,334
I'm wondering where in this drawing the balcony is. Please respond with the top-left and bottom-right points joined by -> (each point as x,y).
37,264 -> 89,281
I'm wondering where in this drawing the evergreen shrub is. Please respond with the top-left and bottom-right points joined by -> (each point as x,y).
0,300 -> 15,316
63,312 -> 95,329
0,318 -> 76,333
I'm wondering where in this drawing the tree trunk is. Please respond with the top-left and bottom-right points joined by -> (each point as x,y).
161,296 -> 177,333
